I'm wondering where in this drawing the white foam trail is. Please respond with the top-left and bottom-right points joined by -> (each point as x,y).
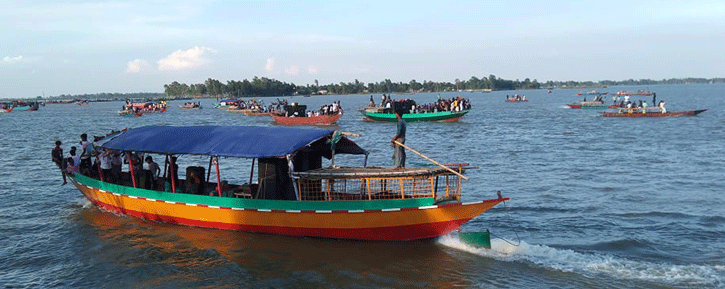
438,234 -> 724,287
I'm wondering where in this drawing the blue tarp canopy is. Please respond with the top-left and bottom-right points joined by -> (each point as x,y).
99,126 -> 365,158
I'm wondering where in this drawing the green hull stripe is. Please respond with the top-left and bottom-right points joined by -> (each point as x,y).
73,174 -> 435,210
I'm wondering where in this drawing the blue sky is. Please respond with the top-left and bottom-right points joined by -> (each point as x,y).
1,0 -> 724,98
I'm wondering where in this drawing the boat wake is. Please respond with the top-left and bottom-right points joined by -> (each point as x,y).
438,235 -> 724,287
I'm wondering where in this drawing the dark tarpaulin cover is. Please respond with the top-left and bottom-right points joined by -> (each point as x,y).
100,125 -> 365,158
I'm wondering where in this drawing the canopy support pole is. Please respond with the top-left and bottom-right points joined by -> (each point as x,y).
207,157 -> 213,183
214,157 -> 222,197
249,158 -> 255,184
163,155 -> 168,179
95,155 -> 104,182
170,156 -> 176,193
128,153 -> 137,188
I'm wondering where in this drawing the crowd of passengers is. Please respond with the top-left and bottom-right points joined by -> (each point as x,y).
55,133 -> 247,197
608,94 -> 667,112
369,94 -> 471,113
283,101 -> 343,117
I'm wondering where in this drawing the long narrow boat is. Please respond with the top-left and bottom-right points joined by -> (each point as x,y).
567,101 -> 610,109
601,108 -> 707,117
240,109 -> 272,116
272,112 -> 342,125
66,125 -> 507,241
362,108 -> 470,122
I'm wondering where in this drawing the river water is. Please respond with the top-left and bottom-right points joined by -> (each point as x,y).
1,84 -> 723,288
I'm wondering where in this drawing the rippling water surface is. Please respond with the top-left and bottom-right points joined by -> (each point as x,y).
1,84 -> 724,288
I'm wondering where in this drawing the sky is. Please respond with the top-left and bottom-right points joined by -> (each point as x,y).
1,0 -> 724,98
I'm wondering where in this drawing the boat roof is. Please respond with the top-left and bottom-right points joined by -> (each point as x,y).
99,125 -> 366,158
290,166 -> 463,179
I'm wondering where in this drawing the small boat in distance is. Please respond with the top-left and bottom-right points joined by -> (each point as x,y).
179,102 -> 202,109
601,108 -> 707,117
567,101 -> 610,109
64,125 -> 508,241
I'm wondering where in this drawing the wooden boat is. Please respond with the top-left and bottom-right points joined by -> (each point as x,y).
65,125 -> 508,241
118,110 -> 143,117
272,112 -> 341,125
601,108 -> 707,117
362,108 -> 470,122
567,101 -> 608,109
211,100 -> 238,109
179,103 -> 202,109
1,107 -> 12,113
240,109 -> 272,116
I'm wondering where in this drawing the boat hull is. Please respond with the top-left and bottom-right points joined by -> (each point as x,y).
567,104 -> 608,109
601,109 -> 707,117
69,174 -> 506,241
362,110 -> 470,122
273,113 -> 341,125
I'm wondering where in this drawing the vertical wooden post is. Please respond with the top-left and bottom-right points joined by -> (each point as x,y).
457,167 -> 462,196
399,178 -> 404,199
430,177 -> 435,199
366,178 -> 372,200
445,175 -> 449,198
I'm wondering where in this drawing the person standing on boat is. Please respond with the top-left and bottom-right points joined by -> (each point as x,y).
391,110 -> 406,169
79,133 -> 92,175
145,156 -> 160,190
52,141 -> 67,185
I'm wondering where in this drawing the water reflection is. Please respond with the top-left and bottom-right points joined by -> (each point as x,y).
76,207 -> 474,287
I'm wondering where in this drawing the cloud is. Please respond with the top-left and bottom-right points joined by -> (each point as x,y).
157,46 -> 215,72
126,59 -> 149,73
284,66 -> 300,75
307,65 -> 318,74
2,55 -> 24,64
265,58 -> 274,72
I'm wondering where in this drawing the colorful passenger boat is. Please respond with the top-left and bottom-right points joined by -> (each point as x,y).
362,107 -> 470,122
601,108 -> 707,117
272,112 -> 342,125
65,125 -> 507,241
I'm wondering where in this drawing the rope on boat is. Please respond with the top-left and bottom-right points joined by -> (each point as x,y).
490,191 -> 521,247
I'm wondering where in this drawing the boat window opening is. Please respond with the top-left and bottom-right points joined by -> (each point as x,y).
295,175 -> 460,201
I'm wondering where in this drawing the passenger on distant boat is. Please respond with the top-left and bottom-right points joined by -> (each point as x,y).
659,101 -> 666,113
369,95 -> 375,107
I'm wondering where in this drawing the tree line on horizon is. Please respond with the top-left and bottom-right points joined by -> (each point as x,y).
163,76 -> 725,98
40,76 -> 725,100
163,75 -> 544,98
